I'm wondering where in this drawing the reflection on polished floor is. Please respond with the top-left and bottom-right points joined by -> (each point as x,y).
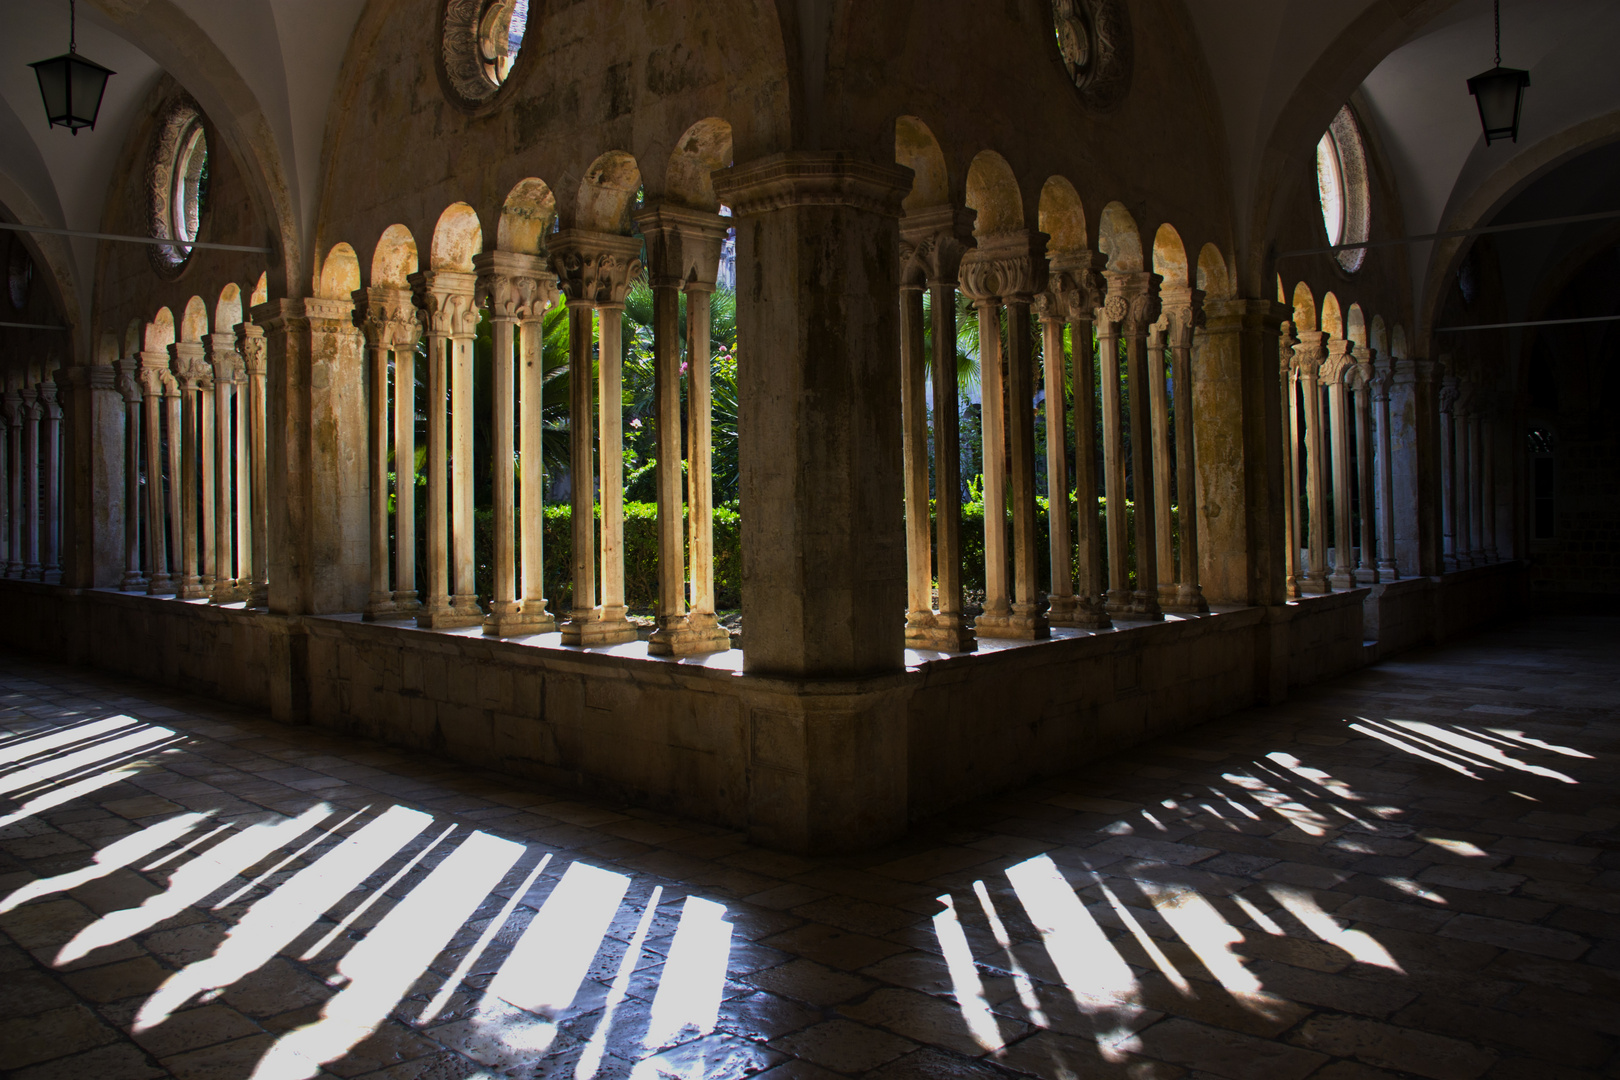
0,617 -> 1616,1080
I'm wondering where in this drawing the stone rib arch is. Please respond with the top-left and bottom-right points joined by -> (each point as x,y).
497,180 -> 558,255
179,297 -> 209,342
1152,223 -> 1188,286
430,204 -> 485,272
371,225 -> 419,287
215,284 -> 243,332
965,151 -> 1024,236
1292,282 -> 1317,332
316,243 -> 362,300
576,152 -> 643,235
1198,243 -> 1234,300
666,119 -> 735,213
1098,201 -> 1142,271
1037,176 -> 1088,254
896,117 -> 951,213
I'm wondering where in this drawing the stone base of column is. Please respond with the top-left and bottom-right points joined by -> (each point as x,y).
363,591 -> 399,621
1053,598 -> 1112,629
483,600 -> 556,638
648,612 -> 732,656
120,572 -> 148,592
1127,590 -> 1165,620
561,606 -> 638,647
1156,583 -> 1178,609
903,612 -> 978,652
211,579 -> 247,605
1300,572 -> 1330,595
42,568 -> 62,585
1163,585 -> 1209,614
417,599 -> 482,629
1377,560 -> 1399,581
1046,594 -> 1079,624
975,603 -> 1050,640
1354,567 -> 1380,587
1329,569 -> 1355,592
177,576 -> 208,600
247,581 -> 269,610
147,574 -> 175,596
392,591 -> 422,615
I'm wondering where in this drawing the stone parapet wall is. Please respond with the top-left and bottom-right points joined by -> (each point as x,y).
0,567 -> 1526,851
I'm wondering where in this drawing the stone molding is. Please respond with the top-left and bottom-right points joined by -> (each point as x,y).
633,204 -> 730,290
548,231 -> 643,306
1291,331 -> 1328,376
475,250 -> 559,322
899,204 -> 977,287
712,153 -> 912,219
1157,284 -> 1206,342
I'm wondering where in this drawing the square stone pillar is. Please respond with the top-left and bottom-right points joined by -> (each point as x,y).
1193,299 -> 1289,607
1388,357 -> 1445,577
254,297 -> 370,615
714,153 -> 912,676
58,362 -> 126,588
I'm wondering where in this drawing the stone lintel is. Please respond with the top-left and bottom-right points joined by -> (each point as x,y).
712,152 -> 912,219
633,204 -> 729,289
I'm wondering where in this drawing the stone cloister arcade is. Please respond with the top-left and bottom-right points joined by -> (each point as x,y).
0,106 -> 1518,851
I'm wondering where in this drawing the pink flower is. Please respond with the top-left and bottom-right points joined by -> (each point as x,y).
630,417 -> 642,428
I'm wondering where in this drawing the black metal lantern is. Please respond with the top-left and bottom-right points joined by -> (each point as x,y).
1467,0 -> 1529,145
29,1 -> 114,136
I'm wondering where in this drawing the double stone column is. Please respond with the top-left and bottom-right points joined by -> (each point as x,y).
959,231 -> 1050,639
1096,270 -> 1164,619
1372,356 -> 1399,580
1439,374 -> 1461,572
1292,331 -> 1330,594
117,359 -> 146,590
635,205 -> 733,656
898,205 -> 978,651
170,339 -> 211,600
356,285 -> 424,622
473,252 -> 561,638
138,348 -> 177,593
1037,253 -> 1110,628
1322,338 -> 1356,593
37,376 -> 61,584
1352,356 -> 1379,585
205,332 -> 243,602
1155,286 -> 1207,613
238,321 -> 270,608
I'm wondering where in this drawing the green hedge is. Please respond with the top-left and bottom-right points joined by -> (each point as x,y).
468,497 -> 1171,610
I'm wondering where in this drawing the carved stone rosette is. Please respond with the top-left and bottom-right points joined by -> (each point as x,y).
1051,0 -> 1133,111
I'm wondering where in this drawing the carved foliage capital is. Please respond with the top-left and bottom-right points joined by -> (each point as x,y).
900,204 -> 978,287
958,231 -> 1047,303
1291,331 -> 1328,377
1098,270 -> 1159,334
354,285 -> 423,349
410,270 -> 480,337
550,230 -> 644,305
475,252 -> 561,323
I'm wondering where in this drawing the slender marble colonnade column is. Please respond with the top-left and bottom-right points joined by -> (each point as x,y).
551,231 -> 642,647
1279,321 -> 1300,598
1147,314 -> 1175,609
238,322 -> 269,608
20,386 -> 39,579
1439,374 -> 1459,572
0,396 -> 10,576
1102,269 -> 1164,619
198,365 -> 217,596
1323,337 -> 1356,592
1353,357 -> 1378,585
39,376 -> 61,584
1293,331 -> 1330,594
1467,395 -> 1486,565
118,359 -> 146,590
206,333 -> 240,602
1056,255 -> 1111,628
137,351 -> 173,593
1483,413 -> 1498,562
1160,285 -> 1208,613
1373,356 -> 1399,580
356,285 -> 419,620
171,340 -> 208,599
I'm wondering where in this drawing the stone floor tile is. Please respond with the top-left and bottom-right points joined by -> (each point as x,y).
1288,1013 -> 1498,1080
0,1002 -> 124,1070
6,1039 -> 167,1080
1436,912 -> 1590,959
769,1018 -> 917,1073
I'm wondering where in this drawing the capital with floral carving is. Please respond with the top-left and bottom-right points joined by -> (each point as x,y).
116,359 -> 142,405
170,341 -> 210,390
473,251 -> 560,325
409,270 -> 480,337
1038,250 -> 1107,324
1099,269 -> 1160,335
959,230 -> 1049,304
1292,331 -> 1328,378
1319,339 -> 1357,385
1156,284 -> 1206,343
899,204 -> 978,288
354,285 -> 424,350
633,204 -> 730,292
550,230 -> 644,306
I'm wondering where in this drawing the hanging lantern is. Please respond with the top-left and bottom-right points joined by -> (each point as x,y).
1467,0 -> 1529,145
29,1 -> 115,136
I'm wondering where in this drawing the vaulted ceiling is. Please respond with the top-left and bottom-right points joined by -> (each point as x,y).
2,0 -> 1617,351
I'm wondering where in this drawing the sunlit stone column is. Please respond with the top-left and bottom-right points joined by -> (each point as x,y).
1103,269 -> 1164,618
635,205 -> 731,655
1053,256 -> 1111,627
198,364 -> 217,596
518,290 -> 556,632
1147,314 -> 1175,608
1094,292 -> 1127,611
356,286 -> 417,620
551,231 -> 643,646
409,270 -> 482,628
961,231 -> 1049,638
137,353 -> 172,593
1323,338 -> 1356,592
233,362 -> 250,597
1035,291 -> 1076,625
206,333 -> 240,602
39,375 -> 61,584
475,252 -> 557,637
896,206 -> 978,650
20,385 -> 40,579
1373,356 -> 1398,580
239,322 -> 269,608
161,367 -> 184,595
1293,331 -> 1330,593
1161,285 -> 1207,613
1353,358 -> 1378,585
1279,322 -> 1300,598
171,340 -> 207,599
118,358 -> 146,590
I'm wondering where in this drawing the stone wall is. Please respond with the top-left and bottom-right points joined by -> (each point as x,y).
0,568 -> 1526,851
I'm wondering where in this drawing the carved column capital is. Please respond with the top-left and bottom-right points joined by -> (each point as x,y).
633,204 -> 730,290
1291,330 -> 1328,378
1099,269 -> 1160,334
549,230 -> 644,306
170,340 -> 209,390
473,251 -> 561,323
409,270 -> 480,336
959,230 -> 1049,304
238,323 -> 268,377
354,285 -> 425,348
116,358 -> 143,403
38,379 -> 61,420
204,333 -> 242,383
1156,284 -> 1206,343
1320,338 -> 1356,385
899,204 -> 978,287
1038,249 -> 1107,323
1438,376 -> 1460,414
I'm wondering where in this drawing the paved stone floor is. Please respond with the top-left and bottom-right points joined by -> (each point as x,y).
0,616 -> 1616,1080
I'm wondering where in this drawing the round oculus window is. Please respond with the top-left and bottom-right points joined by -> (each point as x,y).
148,99 -> 210,274
1315,106 -> 1370,274
443,0 -> 530,105
1050,0 -> 1132,112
